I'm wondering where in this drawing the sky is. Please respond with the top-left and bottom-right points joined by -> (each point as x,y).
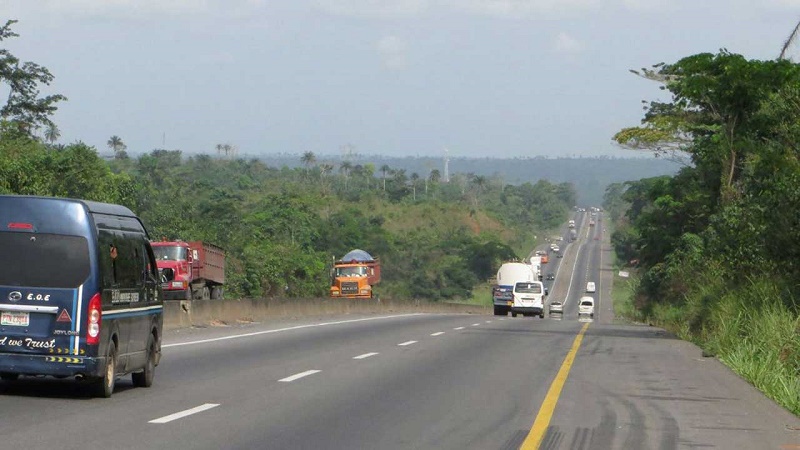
3,0 -> 800,159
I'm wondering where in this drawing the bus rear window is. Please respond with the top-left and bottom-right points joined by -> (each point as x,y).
0,232 -> 90,288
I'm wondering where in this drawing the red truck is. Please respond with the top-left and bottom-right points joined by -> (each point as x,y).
151,240 -> 225,300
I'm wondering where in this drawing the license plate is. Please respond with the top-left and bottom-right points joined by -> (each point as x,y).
1,311 -> 29,326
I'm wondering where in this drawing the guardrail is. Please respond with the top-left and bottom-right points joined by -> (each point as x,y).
163,298 -> 489,330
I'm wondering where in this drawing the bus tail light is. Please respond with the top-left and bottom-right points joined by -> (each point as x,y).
86,293 -> 102,345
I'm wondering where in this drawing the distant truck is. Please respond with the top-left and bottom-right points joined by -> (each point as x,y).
330,249 -> 381,299
493,262 -> 546,317
151,240 -> 225,300
528,256 -> 543,281
570,229 -> 578,242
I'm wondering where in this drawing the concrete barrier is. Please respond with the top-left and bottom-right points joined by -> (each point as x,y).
163,298 -> 489,330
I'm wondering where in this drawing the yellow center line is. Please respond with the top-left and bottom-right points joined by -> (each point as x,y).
520,322 -> 590,450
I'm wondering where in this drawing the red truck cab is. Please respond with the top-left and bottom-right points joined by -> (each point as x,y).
151,240 -> 225,300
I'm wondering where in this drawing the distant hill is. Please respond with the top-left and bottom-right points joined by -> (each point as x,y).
252,154 -> 685,207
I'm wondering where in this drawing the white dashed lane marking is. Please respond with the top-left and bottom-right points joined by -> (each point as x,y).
398,340 -> 417,346
454,327 -> 465,330
149,403 -> 220,424
279,370 -> 321,382
472,323 -> 481,326
353,352 -> 379,360
430,332 -> 445,336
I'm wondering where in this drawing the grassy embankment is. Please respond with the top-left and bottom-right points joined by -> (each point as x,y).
606,222 -> 798,415
611,270 -> 799,416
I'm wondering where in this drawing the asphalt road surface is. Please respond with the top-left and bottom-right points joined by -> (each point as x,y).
0,211 -> 797,449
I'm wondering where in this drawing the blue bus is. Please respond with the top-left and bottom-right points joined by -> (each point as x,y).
0,195 -> 163,397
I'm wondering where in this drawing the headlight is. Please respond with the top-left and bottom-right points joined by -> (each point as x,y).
360,289 -> 369,294
331,290 -> 340,296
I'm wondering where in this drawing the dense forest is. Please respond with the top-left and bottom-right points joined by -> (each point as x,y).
139,153 -> 682,208
0,121 -> 577,300
604,50 -> 800,414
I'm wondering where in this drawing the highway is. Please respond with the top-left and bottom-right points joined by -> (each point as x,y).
0,211 -> 797,449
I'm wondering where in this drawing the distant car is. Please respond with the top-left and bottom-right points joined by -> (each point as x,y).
578,296 -> 595,317
557,237 -> 563,241
546,272 -> 555,280
556,252 -> 563,258
552,245 -> 560,252
549,300 -> 563,314
586,281 -> 596,293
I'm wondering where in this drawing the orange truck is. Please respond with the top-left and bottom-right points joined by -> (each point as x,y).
330,249 -> 381,299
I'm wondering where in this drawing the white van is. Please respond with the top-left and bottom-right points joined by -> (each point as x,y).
511,280 -> 546,318
586,281 -> 596,293
493,262 -> 536,316
578,296 -> 595,317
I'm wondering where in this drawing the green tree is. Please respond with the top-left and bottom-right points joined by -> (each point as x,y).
380,164 -> 390,191
43,123 -> 60,144
615,51 -> 800,203
107,135 -> 127,159
301,151 -> 316,174
0,20 -> 67,134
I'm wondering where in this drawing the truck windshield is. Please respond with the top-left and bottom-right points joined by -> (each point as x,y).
153,246 -> 188,261
515,283 -> 542,294
336,266 -> 367,277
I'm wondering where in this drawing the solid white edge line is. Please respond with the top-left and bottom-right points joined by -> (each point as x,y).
430,332 -> 445,336
454,327 -> 465,330
279,370 -> 321,382
353,352 -> 379,360
149,403 -> 220,424
398,340 -> 417,346
162,313 -> 423,348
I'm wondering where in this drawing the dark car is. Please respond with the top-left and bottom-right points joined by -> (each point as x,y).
546,273 -> 555,280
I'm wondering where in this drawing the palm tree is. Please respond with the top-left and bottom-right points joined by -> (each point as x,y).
779,18 -> 800,60
301,151 -> 317,174
380,164 -> 391,191
340,161 -> 353,190
319,162 -> 334,176
107,135 -> 127,158
409,173 -> 420,201
216,144 -> 224,156
44,124 -> 60,144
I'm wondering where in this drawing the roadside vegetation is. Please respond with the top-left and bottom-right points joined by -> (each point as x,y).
605,50 -> 800,415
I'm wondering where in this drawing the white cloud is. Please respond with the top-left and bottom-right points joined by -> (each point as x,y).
448,0 -> 601,18
553,32 -> 584,54
376,35 -> 408,70
315,0 -> 601,19
5,0 -> 267,20
620,0 -> 672,12
316,0 -> 431,18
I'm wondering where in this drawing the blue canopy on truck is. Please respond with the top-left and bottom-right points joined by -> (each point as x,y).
341,249 -> 374,262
